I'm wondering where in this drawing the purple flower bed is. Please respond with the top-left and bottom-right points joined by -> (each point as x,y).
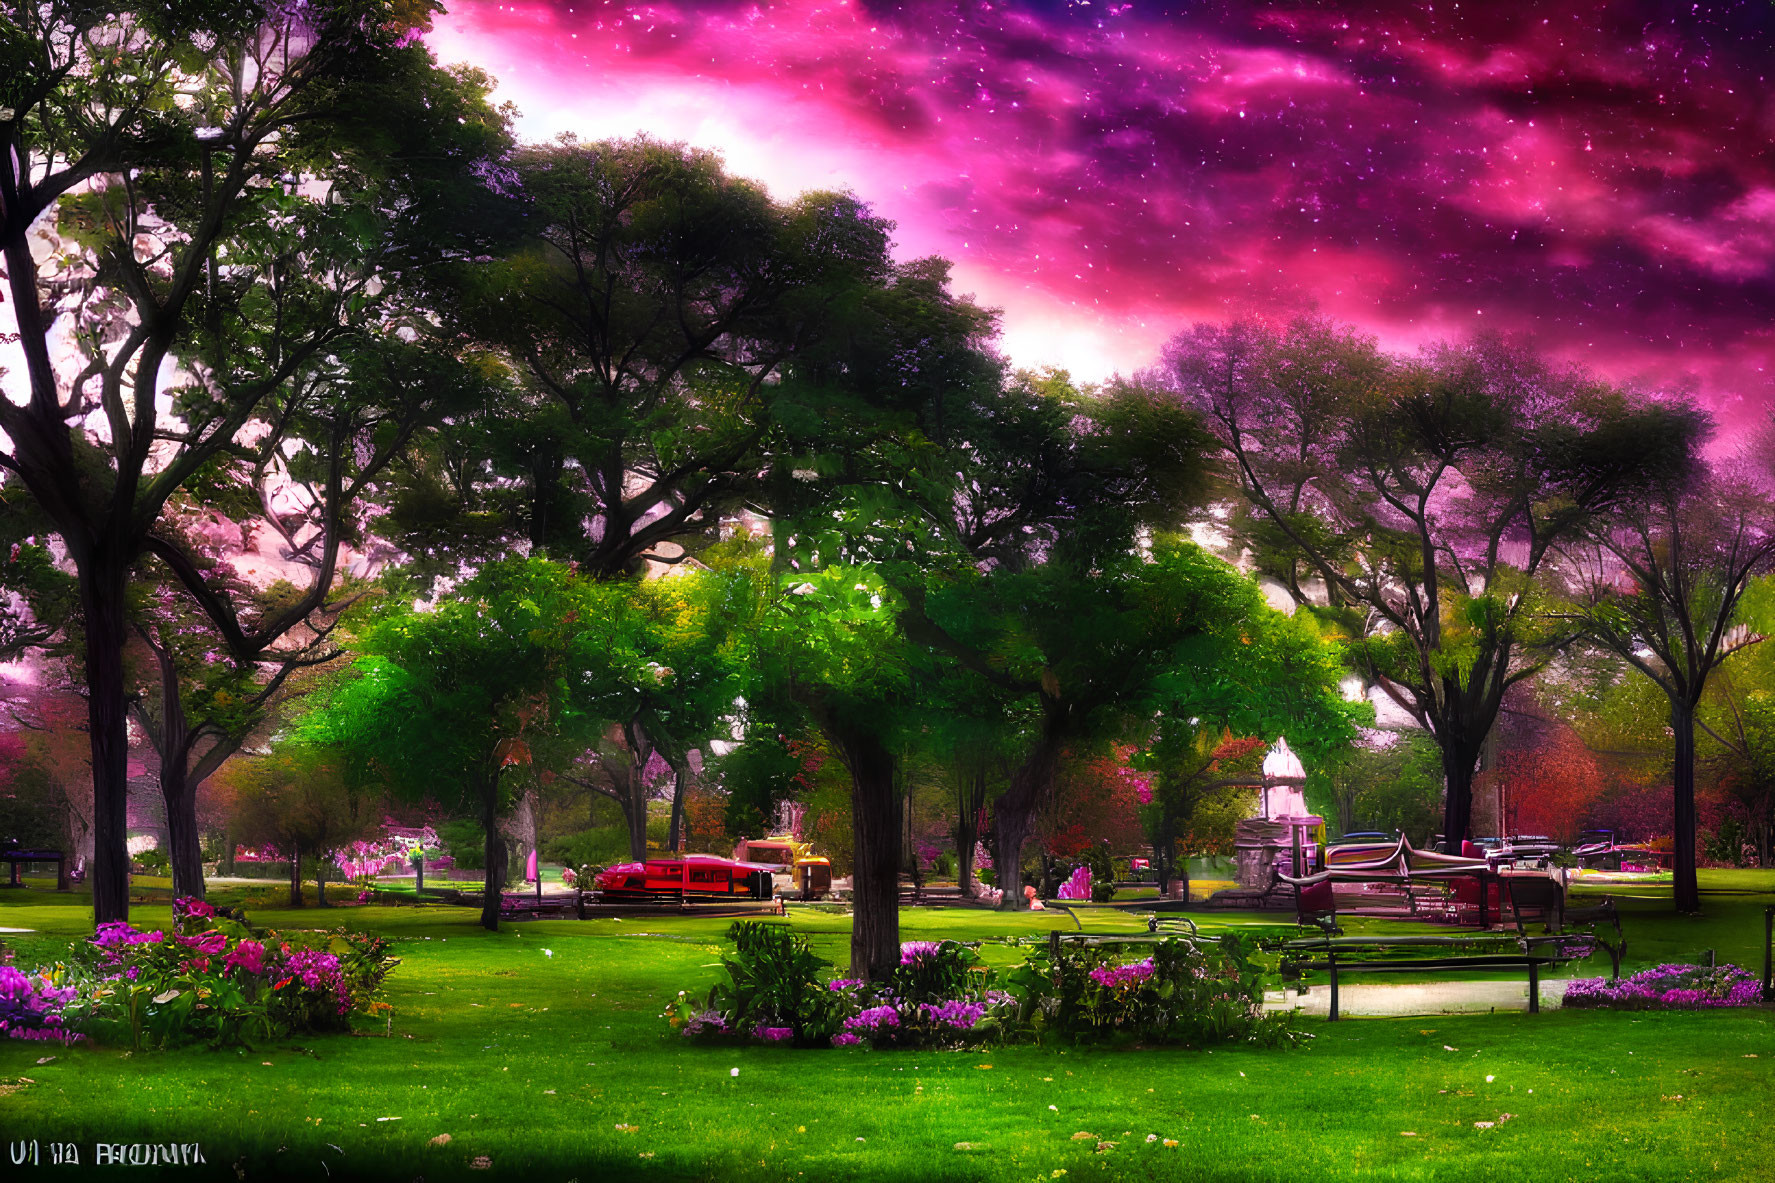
918,999 -> 987,1030
0,967 -> 84,1045
1564,963 -> 1762,1010
843,1005 -> 902,1035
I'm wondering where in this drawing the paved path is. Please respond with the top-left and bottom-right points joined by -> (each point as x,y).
1263,978 -> 1574,1017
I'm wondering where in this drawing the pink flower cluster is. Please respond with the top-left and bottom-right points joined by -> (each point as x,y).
752,1026 -> 793,1042
1088,959 -> 1154,989
1056,866 -> 1092,901
898,942 -> 941,965
172,897 -> 216,925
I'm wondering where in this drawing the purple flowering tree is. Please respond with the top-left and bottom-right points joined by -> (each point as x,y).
1158,317 -> 1701,846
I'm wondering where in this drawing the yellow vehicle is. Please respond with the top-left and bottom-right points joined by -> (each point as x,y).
731,835 -> 832,900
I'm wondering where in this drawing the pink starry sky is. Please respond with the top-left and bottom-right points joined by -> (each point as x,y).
429,0 -> 1775,434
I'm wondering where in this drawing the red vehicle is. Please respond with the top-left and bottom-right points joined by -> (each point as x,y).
592,854 -> 777,901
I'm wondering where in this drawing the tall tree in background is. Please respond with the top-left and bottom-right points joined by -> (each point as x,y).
229,744 -> 375,907
1161,317 -> 1700,847
0,0 -> 510,922
1556,457 -> 1775,911
309,559 -> 628,930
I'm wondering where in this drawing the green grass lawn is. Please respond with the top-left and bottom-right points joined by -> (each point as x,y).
2,877 -> 1773,1182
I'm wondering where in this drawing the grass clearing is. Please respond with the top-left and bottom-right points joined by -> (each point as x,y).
2,877 -> 1772,1181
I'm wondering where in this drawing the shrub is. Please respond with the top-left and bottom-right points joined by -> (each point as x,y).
668,930 -> 1291,1053
1564,962 -> 1761,1010
667,922 -> 846,1047
437,819 -> 486,870
890,941 -> 982,1005
1002,933 -> 1298,1048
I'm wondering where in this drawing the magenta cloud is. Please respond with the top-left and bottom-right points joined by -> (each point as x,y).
429,0 -> 1775,432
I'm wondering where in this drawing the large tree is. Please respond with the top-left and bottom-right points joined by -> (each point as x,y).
311,558 -> 689,929
384,137 -> 897,577
745,563 -> 925,980
906,538 -> 1363,906
1555,456 -> 1775,911
1160,317 -> 1700,846
0,0 -> 510,922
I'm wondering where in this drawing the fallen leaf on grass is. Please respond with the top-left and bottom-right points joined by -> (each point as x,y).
376,1117 -> 402,1122
1094,1142 -> 1116,1153
1070,1132 -> 1097,1141
34,1057 -> 55,1066
468,1156 -> 492,1170
1498,1114 -> 1516,1123
1474,1123 -> 1494,1130
1661,1095 -> 1685,1102
1400,1132 -> 1417,1137
1443,1046 -> 1457,1052
614,1124 -> 639,1133
638,1152 -> 655,1159
975,1064 -> 992,1070
429,1135 -> 451,1147
1162,1140 -> 1179,1149
953,1142 -> 975,1151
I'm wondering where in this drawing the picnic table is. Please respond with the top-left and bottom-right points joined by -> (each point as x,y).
2,847 -> 68,890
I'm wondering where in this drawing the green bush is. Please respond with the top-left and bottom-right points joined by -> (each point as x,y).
543,827 -> 632,871
1002,933 -> 1297,1048
1084,845 -> 1117,903
674,921 -> 846,1046
932,850 -> 956,878
437,819 -> 485,870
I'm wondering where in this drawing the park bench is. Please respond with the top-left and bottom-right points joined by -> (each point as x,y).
1272,932 -> 1605,1021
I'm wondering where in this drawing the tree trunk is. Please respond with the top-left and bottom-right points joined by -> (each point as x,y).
316,855 -> 329,907
955,771 -> 981,895
82,563 -> 134,926
1439,745 -> 1480,851
992,805 -> 1032,911
842,729 -> 902,982
811,710 -> 903,979
667,764 -> 686,853
414,857 -> 425,894
288,841 -> 304,907
162,775 -> 206,903
1671,700 -> 1701,913
480,797 -> 508,932
143,635 -> 208,902
624,781 -> 648,863
991,727 -> 1065,910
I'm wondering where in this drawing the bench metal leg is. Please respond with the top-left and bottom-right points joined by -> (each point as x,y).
1528,961 -> 1539,1014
